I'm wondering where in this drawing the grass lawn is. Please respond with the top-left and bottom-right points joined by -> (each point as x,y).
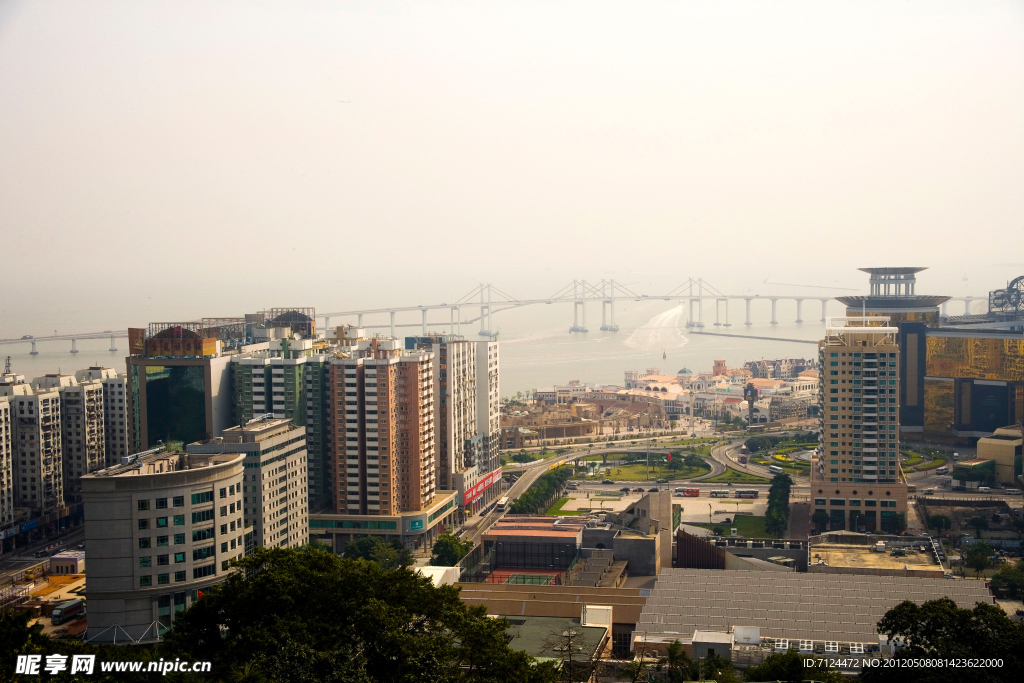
602,462 -> 711,481
704,467 -> 771,484
690,515 -> 769,538
915,455 -> 949,471
544,497 -> 584,516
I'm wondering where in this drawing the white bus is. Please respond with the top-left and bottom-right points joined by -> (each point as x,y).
495,496 -> 510,513
767,465 -> 784,475
710,490 -> 731,498
935,466 -> 948,475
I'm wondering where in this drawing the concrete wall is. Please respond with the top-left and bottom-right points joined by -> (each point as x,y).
613,535 -> 659,576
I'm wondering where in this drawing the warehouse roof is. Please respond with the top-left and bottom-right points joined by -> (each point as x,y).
633,569 -> 992,644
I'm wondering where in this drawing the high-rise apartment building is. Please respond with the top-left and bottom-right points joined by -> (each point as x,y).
0,397 -> 13,532
187,418 -> 308,550
2,379 -> 64,513
75,367 -> 130,466
310,339 -> 458,553
230,338 -> 330,510
406,336 -> 502,517
815,317 -> 907,533
82,448 -> 245,642
34,374 -> 106,504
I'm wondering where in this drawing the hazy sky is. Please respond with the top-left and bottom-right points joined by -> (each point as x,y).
1,0 -> 1022,335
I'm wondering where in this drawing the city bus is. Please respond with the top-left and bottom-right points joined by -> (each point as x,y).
735,489 -> 759,499
935,466 -> 949,475
710,490 -> 731,498
495,497 -> 510,513
675,487 -> 700,497
767,465 -> 784,475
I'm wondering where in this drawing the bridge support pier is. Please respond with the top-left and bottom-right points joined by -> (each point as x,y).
770,298 -> 778,325
357,314 -> 363,328
820,299 -> 829,322
421,309 -> 427,335
714,299 -> 721,326
30,340 -> 38,355
390,312 -> 396,339
324,316 -> 330,329
744,298 -> 752,325
723,299 -> 730,326
109,335 -> 117,352
964,298 -> 971,315
795,298 -> 803,323
70,338 -> 79,354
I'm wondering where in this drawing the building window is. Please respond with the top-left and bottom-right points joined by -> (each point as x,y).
157,554 -> 169,566
174,533 -> 186,545
139,556 -> 151,568
140,575 -> 152,587
829,499 -> 845,506
158,573 -> 170,585
173,515 -> 185,526
137,500 -> 149,511
155,498 -> 168,509
156,517 -> 168,528
193,564 -> 216,579
174,571 -> 186,582
139,538 -> 151,549
192,528 -> 214,542
191,491 -> 213,505
173,496 -> 184,507
138,519 -> 149,530
192,510 -> 215,524
157,536 -> 169,547
219,488 -> 227,499
175,552 -> 186,563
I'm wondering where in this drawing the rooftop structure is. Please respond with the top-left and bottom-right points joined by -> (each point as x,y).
501,615 -> 609,664
632,568 -> 992,649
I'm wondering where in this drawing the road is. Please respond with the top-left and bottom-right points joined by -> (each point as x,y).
0,528 -> 85,584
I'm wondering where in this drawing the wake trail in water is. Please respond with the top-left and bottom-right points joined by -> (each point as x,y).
623,305 -> 689,351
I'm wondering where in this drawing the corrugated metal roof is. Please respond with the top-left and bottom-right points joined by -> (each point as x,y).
631,569 -> 991,644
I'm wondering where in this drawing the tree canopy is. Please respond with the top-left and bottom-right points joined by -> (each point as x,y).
862,597 -> 1024,683
343,535 -> 414,571
431,533 -> 474,566
745,651 -> 844,683
163,545 -> 559,683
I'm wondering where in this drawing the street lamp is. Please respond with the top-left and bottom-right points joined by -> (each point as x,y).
708,503 -> 712,525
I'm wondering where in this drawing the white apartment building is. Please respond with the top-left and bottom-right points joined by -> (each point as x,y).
34,374 -> 106,504
4,381 -> 63,512
0,397 -> 13,531
75,367 -> 130,466
187,418 -> 309,549
82,448 -> 245,642
474,340 -> 501,504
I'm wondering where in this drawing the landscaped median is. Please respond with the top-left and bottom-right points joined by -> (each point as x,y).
703,467 -> 770,485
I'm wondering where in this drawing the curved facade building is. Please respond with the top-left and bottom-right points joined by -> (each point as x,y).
82,448 -> 245,643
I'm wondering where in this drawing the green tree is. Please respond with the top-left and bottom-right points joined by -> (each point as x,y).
863,597 -> 1024,683
746,651 -> 845,683
928,514 -> 952,534
683,453 -> 703,471
432,533 -> 474,566
990,559 -> 1024,599
893,511 -> 907,534
811,509 -> 830,532
162,545 -> 559,683
964,539 -> 994,579
343,536 -> 413,571
969,515 -> 989,537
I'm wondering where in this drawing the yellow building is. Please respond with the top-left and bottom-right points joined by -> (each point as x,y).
975,426 -> 1023,484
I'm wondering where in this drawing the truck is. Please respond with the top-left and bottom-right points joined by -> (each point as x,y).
51,599 -> 85,626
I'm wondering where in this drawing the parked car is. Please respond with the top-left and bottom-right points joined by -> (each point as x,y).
656,478 -> 669,484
